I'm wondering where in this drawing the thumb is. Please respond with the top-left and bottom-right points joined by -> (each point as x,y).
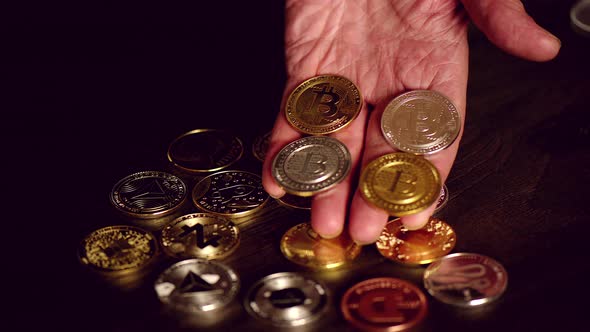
462,0 -> 561,62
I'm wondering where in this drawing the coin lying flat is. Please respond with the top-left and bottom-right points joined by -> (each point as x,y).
110,171 -> 187,219
381,90 -> 461,154
285,75 -> 362,135
434,184 -> 449,214
245,272 -> 328,327
192,170 -> 269,217
277,194 -> 312,210
79,225 -> 158,274
160,213 -> 239,260
376,217 -> 456,265
423,253 -> 508,307
341,277 -> 428,332
167,129 -> 243,173
360,153 -> 441,216
272,136 -> 351,197
252,131 -> 271,162
280,222 -> 361,269
154,258 -> 239,313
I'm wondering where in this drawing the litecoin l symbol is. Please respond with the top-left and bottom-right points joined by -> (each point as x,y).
179,224 -> 221,249
310,86 -> 340,118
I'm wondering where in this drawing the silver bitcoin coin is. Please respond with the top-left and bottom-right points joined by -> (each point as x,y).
154,258 -> 240,312
245,272 -> 328,327
381,90 -> 461,154
272,136 -> 351,196
110,171 -> 187,218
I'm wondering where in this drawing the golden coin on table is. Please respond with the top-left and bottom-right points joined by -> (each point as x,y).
360,152 -> 441,216
160,213 -> 239,260
376,217 -> 456,265
381,90 -> 461,155
285,75 -> 362,135
280,222 -> 361,269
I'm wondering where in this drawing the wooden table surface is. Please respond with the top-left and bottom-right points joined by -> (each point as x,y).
11,0 -> 589,331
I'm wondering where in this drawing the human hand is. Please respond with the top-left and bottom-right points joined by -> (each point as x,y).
262,0 -> 560,244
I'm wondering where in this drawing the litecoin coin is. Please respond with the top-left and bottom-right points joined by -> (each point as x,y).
360,153 -> 441,216
381,90 -> 461,154
192,170 -> 269,217
277,194 -> 312,210
161,213 -> 239,260
79,225 -> 158,274
285,75 -> 362,135
252,131 -> 271,162
245,272 -> 328,327
272,136 -> 351,197
281,222 -> 361,269
341,278 -> 428,332
110,171 -> 187,219
167,129 -> 243,173
376,217 -> 456,265
423,253 -> 508,307
434,184 -> 449,214
154,258 -> 239,312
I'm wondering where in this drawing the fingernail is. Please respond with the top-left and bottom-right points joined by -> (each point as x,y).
319,229 -> 343,240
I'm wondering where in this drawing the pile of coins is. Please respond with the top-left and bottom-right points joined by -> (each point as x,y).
77,75 -> 507,331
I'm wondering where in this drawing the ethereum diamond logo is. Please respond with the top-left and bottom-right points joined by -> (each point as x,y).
179,271 -> 216,293
130,180 -> 168,201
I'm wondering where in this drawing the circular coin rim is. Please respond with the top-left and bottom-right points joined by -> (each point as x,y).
252,131 -> 271,162
276,194 -> 312,210
167,128 -> 244,173
434,184 -> 449,214
285,75 -> 363,135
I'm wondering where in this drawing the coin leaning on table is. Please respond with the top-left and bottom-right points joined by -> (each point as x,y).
272,136 -> 351,197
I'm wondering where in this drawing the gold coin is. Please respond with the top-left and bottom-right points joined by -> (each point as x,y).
360,153 -> 441,216
285,75 -> 362,135
78,225 -> 158,275
161,213 -> 239,260
376,217 -> 456,265
280,222 -> 361,269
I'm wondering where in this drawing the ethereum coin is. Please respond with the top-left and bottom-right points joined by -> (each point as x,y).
285,75 -> 362,135
272,136 -> 351,197
78,225 -> 158,274
280,222 -> 361,269
434,184 -> 449,214
277,194 -> 312,210
360,153 -> 441,216
167,129 -> 243,173
161,213 -> 239,260
192,170 -> 269,217
341,277 -> 428,332
245,272 -> 328,327
381,90 -> 461,154
423,253 -> 508,307
252,131 -> 271,162
110,170 -> 187,219
376,217 -> 456,265
154,258 -> 239,312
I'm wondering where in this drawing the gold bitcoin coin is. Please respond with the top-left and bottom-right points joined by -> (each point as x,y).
78,225 -> 158,275
285,75 -> 362,135
360,153 -> 441,216
161,213 -> 239,260
280,222 -> 361,269
376,217 -> 456,265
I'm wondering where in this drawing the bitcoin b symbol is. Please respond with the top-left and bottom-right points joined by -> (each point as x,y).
389,170 -> 418,196
301,152 -> 328,175
310,85 -> 340,118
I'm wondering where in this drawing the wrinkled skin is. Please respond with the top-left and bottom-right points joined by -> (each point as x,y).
263,0 -> 560,244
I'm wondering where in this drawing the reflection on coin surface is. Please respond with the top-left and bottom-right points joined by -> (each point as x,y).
167,129 -> 243,173
423,253 -> 508,307
360,153 -> 441,216
110,171 -> 187,219
161,213 -> 239,260
434,184 -> 449,214
272,136 -> 351,197
154,258 -> 239,312
277,194 -> 312,210
245,272 -> 328,327
280,222 -> 361,269
252,131 -> 271,162
285,75 -> 362,135
79,225 -> 158,274
376,217 -> 456,265
192,170 -> 269,217
381,90 -> 461,154
341,277 -> 428,332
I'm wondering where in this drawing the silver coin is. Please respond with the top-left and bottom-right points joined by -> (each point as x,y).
434,184 -> 449,214
381,90 -> 461,154
110,171 -> 187,218
272,136 -> 351,196
423,252 -> 508,307
154,258 -> 240,312
245,272 -> 329,327
192,170 -> 269,217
